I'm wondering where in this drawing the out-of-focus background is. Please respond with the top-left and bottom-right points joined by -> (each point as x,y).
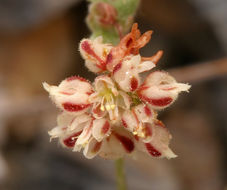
0,0 -> 226,190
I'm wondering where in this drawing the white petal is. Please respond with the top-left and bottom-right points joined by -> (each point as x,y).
69,114 -> 91,131
121,110 -> 138,132
108,105 -> 119,122
83,138 -> 102,159
117,91 -> 131,109
76,120 -> 93,145
99,127 -> 135,159
137,60 -> 155,73
138,71 -> 191,109
133,104 -> 155,123
43,77 -> 93,114
79,37 -> 112,73
48,126 -> 66,140
92,119 -> 111,142
60,130 -> 83,148
113,55 -> 141,92
91,102 -> 107,119
145,120 -> 177,159
94,75 -> 118,96
57,112 -> 75,127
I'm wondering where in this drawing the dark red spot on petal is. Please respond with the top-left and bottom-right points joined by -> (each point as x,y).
63,103 -> 90,112
121,119 -> 128,128
130,77 -> 138,91
150,97 -> 172,107
144,105 -> 152,117
144,123 -> 152,137
134,135 -> 139,141
132,109 -> 139,125
114,133 -> 134,153
106,52 -> 113,64
138,94 -> 173,107
86,90 -> 94,95
113,62 -> 122,74
101,121 -> 110,134
81,41 -> 106,70
92,141 -> 102,153
63,131 -> 82,148
92,104 -> 104,117
145,143 -> 161,157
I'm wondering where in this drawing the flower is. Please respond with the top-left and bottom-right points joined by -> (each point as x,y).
44,23 -> 190,159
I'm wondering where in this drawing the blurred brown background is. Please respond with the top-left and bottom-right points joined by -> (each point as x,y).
0,0 -> 226,190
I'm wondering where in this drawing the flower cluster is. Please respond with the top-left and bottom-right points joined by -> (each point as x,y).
43,24 -> 190,159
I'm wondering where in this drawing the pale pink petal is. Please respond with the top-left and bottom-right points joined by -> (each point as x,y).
137,71 -> 191,109
88,92 -> 101,103
121,110 -> 138,132
113,55 -> 141,92
137,60 -> 156,73
91,102 -> 107,119
108,105 -> 119,122
117,91 -> 132,110
133,104 -> 155,123
57,112 -> 75,127
48,126 -> 66,140
94,75 -> 118,96
99,127 -> 135,159
60,130 -> 83,148
43,76 -> 93,114
73,144 -> 82,152
76,120 -> 93,145
69,113 -> 91,131
92,119 -> 111,142
79,37 -> 112,73
143,120 -> 176,159
48,112 -> 74,140
142,123 -> 153,143
83,138 -> 103,159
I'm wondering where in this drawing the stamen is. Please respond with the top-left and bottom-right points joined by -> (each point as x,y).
100,97 -> 105,111
100,105 -> 105,111
110,104 -> 116,109
105,104 -> 111,110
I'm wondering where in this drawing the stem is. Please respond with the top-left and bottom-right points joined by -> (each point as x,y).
115,158 -> 127,190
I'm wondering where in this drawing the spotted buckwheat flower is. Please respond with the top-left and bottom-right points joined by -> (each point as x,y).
44,23 -> 190,159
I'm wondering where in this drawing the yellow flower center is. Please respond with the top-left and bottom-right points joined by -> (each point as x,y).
99,88 -> 116,111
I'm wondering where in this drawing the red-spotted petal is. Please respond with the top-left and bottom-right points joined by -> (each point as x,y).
144,120 -> 176,159
91,102 -> 107,119
133,104 -> 155,123
113,55 -> 141,92
69,113 -> 92,131
92,119 -> 111,142
79,37 -> 112,73
121,110 -> 139,132
83,138 -> 103,159
76,119 -> 94,145
61,130 -> 83,148
99,127 -> 135,159
117,91 -> 132,110
137,71 -> 191,109
43,76 -> 93,114
94,75 -> 118,96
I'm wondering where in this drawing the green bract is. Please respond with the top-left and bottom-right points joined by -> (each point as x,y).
87,0 -> 140,45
